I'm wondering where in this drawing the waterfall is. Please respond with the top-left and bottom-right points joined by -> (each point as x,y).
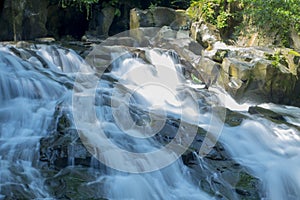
0,44 -> 75,198
1,42 -> 300,200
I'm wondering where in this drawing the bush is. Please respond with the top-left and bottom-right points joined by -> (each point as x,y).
188,0 -> 300,46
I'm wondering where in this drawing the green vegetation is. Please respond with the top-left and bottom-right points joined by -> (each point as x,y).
187,0 -> 300,47
187,0 -> 239,29
60,0 -> 190,11
241,0 -> 300,46
60,0 -> 99,18
265,51 -> 288,68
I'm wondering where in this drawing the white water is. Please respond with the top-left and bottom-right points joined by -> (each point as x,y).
215,92 -> 300,199
74,47 -> 213,199
1,43 -> 300,200
0,45 -> 72,198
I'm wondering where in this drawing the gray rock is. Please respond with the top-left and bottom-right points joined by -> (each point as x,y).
88,5 -> 116,38
130,7 -> 191,30
190,21 -> 221,49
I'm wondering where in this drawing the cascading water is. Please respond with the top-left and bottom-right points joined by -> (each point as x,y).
219,100 -> 300,200
0,40 -> 299,200
0,45 -> 73,198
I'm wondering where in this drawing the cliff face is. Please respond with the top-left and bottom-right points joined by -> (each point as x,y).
0,0 -> 117,41
0,0 -> 48,41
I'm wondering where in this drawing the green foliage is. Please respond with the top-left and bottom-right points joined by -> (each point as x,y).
188,0 -> 300,46
149,2 -> 158,12
289,50 -> 300,57
265,51 -> 288,67
240,0 -> 300,46
60,0 -> 99,18
187,0 -> 237,29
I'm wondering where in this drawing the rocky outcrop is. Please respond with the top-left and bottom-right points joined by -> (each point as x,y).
0,0 -> 117,41
236,26 -> 300,49
199,47 -> 300,106
130,7 -> 191,30
190,20 -> 221,49
87,5 -> 116,38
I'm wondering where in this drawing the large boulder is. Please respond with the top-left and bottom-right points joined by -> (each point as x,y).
190,20 -> 221,49
88,5 -> 116,38
130,7 -> 191,30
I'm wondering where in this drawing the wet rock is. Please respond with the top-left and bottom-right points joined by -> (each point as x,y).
44,166 -> 107,200
39,128 -> 92,169
196,57 -> 221,87
181,127 -> 263,199
1,183 -> 36,199
15,41 -> 33,48
40,105 -> 92,170
248,106 -> 285,122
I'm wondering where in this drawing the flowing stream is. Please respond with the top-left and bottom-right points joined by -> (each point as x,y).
0,43 -> 300,199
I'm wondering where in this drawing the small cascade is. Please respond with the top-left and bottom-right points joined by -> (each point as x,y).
219,106 -> 300,200
1,41 -> 299,200
0,44 -> 83,198
73,48 -> 214,199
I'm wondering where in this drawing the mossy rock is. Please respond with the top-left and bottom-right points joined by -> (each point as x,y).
45,166 -> 107,200
212,49 -> 229,63
248,106 -> 300,131
248,106 -> 285,122
214,107 -> 248,127
235,171 -> 261,200
1,183 -> 36,199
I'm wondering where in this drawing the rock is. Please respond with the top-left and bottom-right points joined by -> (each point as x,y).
190,21 -> 221,49
1,183 -> 36,199
248,106 -> 285,122
103,36 -> 138,47
181,127 -> 263,199
35,37 -> 55,43
0,0 -> 48,41
130,7 -> 191,30
39,128 -> 92,169
200,47 -> 300,106
291,28 -> 300,50
196,57 -> 221,87
16,41 -> 33,48
214,107 -> 248,127
212,49 -> 229,63
88,5 -> 116,38
40,106 -> 92,169
237,25 -> 300,49
44,166 -> 107,200
152,107 -> 262,199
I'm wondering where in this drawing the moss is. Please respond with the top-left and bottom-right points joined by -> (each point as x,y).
235,171 -> 261,200
214,107 -> 248,127
212,49 -> 229,63
236,172 -> 256,188
45,167 -> 107,199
